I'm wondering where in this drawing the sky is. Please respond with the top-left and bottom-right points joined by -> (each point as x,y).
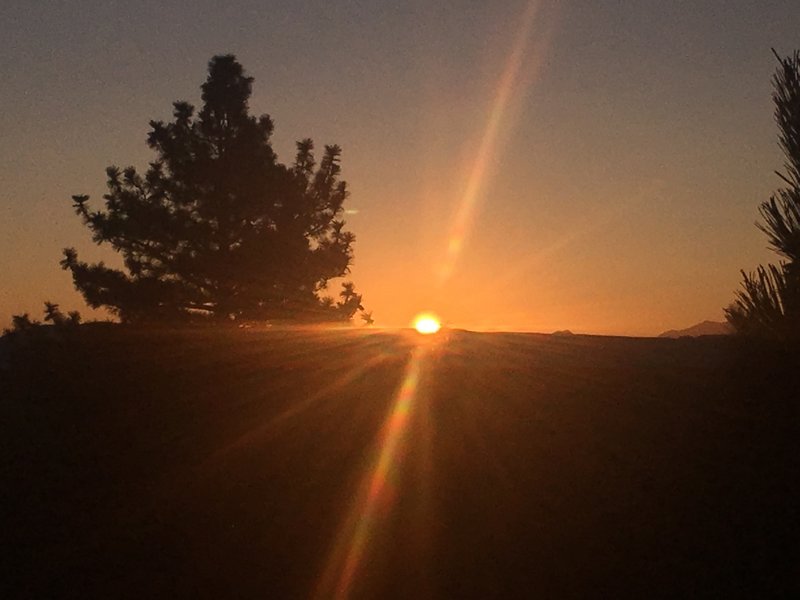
2,0 -> 799,335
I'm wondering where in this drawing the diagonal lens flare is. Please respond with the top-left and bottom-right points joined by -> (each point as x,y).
315,345 -> 428,600
437,0 -> 551,285
205,352 -> 392,465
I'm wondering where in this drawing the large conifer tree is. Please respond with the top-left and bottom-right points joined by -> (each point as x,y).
726,50 -> 800,342
62,55 -> 363,323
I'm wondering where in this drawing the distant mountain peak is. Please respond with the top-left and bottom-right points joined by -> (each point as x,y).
659,320 -> 732,338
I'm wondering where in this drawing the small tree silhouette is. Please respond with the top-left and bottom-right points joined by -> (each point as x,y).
726,50 -> 800,342
337,282 -> 363,321
43,301 -> 66,326
43,302 -> 82,328
62,55 -> 363,324
10,313 -> 38,332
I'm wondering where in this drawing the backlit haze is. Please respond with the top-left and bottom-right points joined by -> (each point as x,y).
2,1 -> 799,335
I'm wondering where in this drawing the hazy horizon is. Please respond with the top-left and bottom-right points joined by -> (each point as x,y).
3,1 -> 799,335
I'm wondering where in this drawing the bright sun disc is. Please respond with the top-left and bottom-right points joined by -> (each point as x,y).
413,313 -> 441,335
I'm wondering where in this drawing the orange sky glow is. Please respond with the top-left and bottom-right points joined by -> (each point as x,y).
2,1 -> 798,335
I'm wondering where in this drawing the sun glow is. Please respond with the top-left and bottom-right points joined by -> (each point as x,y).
413,313 -> 441,335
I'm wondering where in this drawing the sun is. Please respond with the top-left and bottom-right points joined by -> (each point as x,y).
413,313 -> 441,335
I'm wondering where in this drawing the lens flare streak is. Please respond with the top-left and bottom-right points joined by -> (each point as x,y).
207,352 -> 391,463
438,0 -> 547,284
315,346 -> 426,599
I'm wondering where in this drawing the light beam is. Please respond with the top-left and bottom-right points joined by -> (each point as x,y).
437,0 -> 552,285
315,345 -> 427,599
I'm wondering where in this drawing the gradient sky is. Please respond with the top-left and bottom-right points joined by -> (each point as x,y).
2,1 -> 799,335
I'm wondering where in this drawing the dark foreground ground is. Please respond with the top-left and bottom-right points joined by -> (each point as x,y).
1,326 -> 798,598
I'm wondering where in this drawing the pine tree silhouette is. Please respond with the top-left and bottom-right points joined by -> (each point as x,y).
62,55 -> 363,324
726,50 -> 800,342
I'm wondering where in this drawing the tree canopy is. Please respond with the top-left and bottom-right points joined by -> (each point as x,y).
62,55 -> 363,323
726,50 -> 800,342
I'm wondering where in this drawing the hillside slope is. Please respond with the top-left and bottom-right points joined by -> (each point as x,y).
659,320 -> 733,338
1,327 -> 797,598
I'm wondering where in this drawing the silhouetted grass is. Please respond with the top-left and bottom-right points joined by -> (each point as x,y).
1,327 -> 797,598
